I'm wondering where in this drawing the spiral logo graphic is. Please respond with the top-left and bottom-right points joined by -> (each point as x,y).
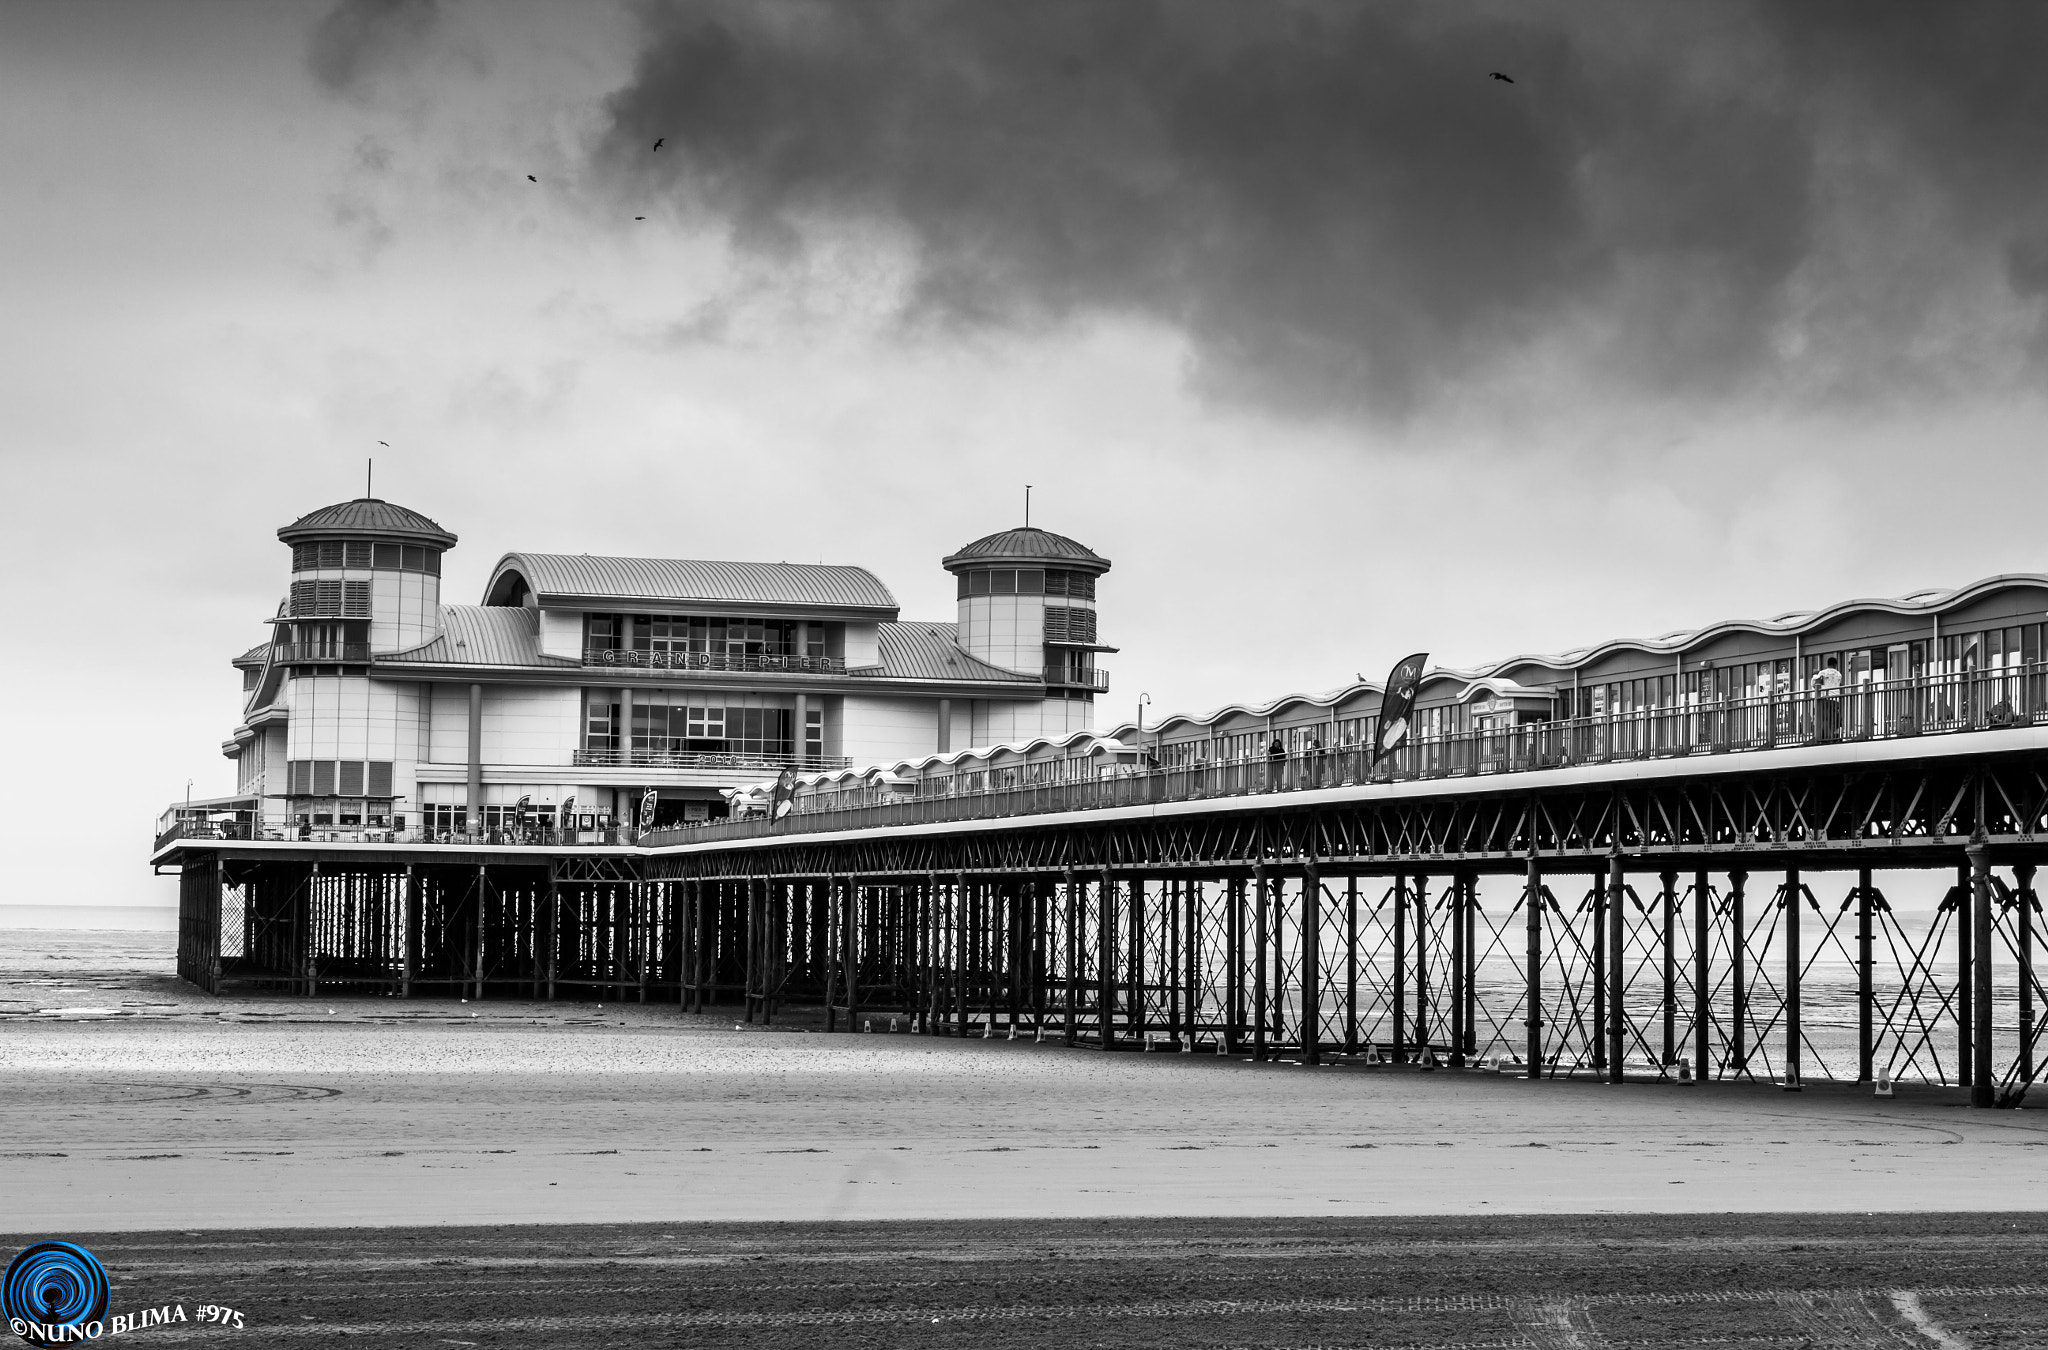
4,1243 -> 109,1346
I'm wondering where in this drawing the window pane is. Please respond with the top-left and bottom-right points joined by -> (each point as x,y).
992,570 -> 1016,594
969,570 -> 990,596
1017,569 -> 1043,594
373,543 -> 401,568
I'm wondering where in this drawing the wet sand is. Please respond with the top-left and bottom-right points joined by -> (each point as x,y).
4,931 -> 2047,1234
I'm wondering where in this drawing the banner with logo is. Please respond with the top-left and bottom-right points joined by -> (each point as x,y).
1372,652 -> 1430,764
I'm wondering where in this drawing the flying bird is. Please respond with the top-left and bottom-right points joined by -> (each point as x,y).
1490,71 -> 1514,83
652,137 -> 665,151
377,441 -> 389,447
634,216 -> 645,221
526,174 -> 537,182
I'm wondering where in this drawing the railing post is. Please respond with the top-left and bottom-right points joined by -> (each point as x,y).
1783,866 -> 1801,1090
1525,854 -> 1542,1079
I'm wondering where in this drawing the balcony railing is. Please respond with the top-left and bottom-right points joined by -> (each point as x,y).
154,820 -> 637,851
271,643 -> 372,664
571,748 -> 851,771
583,649 -> 849,675
1044,665 -> 1110,690
646,665 -> 2048,845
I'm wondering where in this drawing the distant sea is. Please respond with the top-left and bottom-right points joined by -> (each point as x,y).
0,904 -> 178,931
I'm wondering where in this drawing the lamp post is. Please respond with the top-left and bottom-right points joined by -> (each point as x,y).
1137,693 -> 1151,763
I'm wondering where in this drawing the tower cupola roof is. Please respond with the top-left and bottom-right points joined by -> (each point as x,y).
277,498 -> 458,550
942,527 -> 1109,574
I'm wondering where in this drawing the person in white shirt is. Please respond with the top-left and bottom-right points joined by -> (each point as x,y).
1812,655 -> 1844,741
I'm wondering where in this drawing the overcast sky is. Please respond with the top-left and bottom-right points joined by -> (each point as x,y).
5,0 -> 2047,910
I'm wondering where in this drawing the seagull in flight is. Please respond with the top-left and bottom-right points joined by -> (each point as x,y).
377,441 -> 389,447
1490,71 -> 1514,83
526,174 -> 537,182
652,137 -> 665,151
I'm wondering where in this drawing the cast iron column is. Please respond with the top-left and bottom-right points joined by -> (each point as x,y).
1857,866 -> 1874,1082
1302,863 -> 1320,1064
1784,866 -> 1801,1089
1970,842 -> 1994,1107
1660,871 -> 1678,1066
1606,852 -> 1625,1083
1693,870 -> 1710,1080
1729,871 -> 1748,1078
1525,853 -> 1542,1079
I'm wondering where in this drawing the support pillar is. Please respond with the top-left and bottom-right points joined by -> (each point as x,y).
1413,874 -> 1431,1066
1592,872 -> 1607,1073
1857,866 -> 1874,1082
1606,852 -> 1624,1083
1525,854 -> 1542,1080
1392,874 -> 1407,1063
1301,863 -> 1320,1065
1729,871 -> 1748,1078
1449,872 -> 1467,1068
2020,863 -> 2038,1089
1660,871 -> 1677,1066
466,682 -> 483,837
1344,875 -> 1359,1056
1784,866 -> 1802,1089
1062,869 -> 1077,1046
1098,868 -> 1115,1049
1693,870 -> 1710,1081
1252,864 -> 1269,1061
1970,843 -> 1994,1107
1957,858 -> 1973,1088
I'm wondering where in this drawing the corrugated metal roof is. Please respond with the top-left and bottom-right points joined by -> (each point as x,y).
874,621 -> 1039,684
378,606 -> 578,667
277,498 -> 458,548
493,553 -> 898,613
942,527 -> 1110,572
232,640 -> 271,667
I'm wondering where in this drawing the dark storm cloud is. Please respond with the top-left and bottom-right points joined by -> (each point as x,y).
594,1 -> 2048,419
307,0 -> 439,93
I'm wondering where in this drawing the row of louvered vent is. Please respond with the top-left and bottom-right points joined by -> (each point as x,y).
288,580 -> 373,617
286,760 -> 396,797
1042,606 -> 1098,644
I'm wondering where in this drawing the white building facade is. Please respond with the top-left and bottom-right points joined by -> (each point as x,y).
213,498 -> 1112,838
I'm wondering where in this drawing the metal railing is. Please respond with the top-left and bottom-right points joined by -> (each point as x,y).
1044,665 -> 1110,690
154,820 -> 635,851
158,666 -> 2048,854
571,748 -> 850,771
583,649 -> 850,675
646,665 -> 2048,846
270,643 -> 372,664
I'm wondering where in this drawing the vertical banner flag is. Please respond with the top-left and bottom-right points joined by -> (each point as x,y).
559,795 -> 575,832
1373,653 -> 1430,764
771,768 -> 798,820
640,787 -> 658,829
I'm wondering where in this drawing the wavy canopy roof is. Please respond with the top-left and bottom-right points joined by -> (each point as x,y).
486,553 -> 898,616
942,527 -> 1109,573
379,606 -> 577,667
277,498 -> 457,549
874,621 -> 1038,683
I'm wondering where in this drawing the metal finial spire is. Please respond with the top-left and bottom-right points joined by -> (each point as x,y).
1024,484 -> 1032,528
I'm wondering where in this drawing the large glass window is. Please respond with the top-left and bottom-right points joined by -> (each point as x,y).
630,703 -> 793,756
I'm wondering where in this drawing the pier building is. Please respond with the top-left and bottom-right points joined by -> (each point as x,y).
205,497 -> 1109,840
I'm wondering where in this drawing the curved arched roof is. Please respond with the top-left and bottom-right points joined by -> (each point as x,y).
277,498 -> 457,549
485,552 -> 898,615
942,527 -> 1110,573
